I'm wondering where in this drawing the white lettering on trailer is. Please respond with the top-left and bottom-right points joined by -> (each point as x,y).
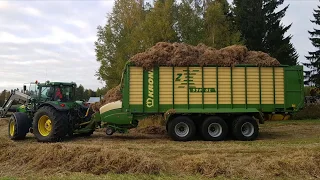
147,70 -> 154,108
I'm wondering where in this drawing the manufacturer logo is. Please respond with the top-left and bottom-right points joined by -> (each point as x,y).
175,73 -> 182,81
175,69 -> 216,93
146,70 -> 154,108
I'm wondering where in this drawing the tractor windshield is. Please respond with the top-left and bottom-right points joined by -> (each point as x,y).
39,85 -> 74,102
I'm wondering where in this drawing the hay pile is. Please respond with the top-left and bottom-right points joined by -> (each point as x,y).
130,42 -> 280,70
91,85 -> 122,112
130,126 -> 166,135
130,115 -> 166,135
292,104 -> 320,120
0,143 -> 163,175
93,42 -> 280,111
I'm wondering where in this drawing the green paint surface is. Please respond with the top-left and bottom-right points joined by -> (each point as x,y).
101,64 -> 304,127
122,65 -> 304,114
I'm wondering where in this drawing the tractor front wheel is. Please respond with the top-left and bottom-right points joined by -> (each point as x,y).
8,112 -> 31,140
33,106 -> 68,142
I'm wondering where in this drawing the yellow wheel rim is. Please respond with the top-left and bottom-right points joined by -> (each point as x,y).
9,120 -> 15,136
38,115 -> 52,137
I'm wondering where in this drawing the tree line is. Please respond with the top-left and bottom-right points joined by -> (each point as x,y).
305,4 -> 320,87
74,85 -> 108,101
95,0 -> 299,89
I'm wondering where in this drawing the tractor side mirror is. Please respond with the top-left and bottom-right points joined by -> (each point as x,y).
23,85 -> 27,92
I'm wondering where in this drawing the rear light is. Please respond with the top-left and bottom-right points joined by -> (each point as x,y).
60,103 -> 65,107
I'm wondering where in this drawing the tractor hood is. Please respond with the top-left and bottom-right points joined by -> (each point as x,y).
100,100 -> 122,114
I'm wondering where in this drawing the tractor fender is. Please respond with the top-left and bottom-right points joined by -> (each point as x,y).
37,102 -> 70,112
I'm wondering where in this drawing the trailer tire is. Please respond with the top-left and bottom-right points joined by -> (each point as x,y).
168,116 -> 196,141
201,116 -> 228,141
8,113 -> 31,140
33,106 -> 68,142
232,115 -> 258,141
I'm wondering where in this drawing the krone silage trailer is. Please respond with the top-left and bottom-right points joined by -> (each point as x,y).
98,64 -> 304,141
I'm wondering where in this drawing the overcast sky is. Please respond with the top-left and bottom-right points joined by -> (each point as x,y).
0,0 -> 318,92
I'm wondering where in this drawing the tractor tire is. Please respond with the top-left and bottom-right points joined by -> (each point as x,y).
232,115 -> 259,141
200,116 -> 228,141
8,112 -> 31,140
33,106 -> 68,142
168,116 -> 196,141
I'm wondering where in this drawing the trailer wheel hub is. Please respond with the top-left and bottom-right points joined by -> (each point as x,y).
38,115 -> 52,136
241,122 -> 254,137
208,123 -> 222,137
174,122 -> 189,137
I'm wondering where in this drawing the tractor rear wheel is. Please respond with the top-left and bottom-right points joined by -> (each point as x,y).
33,106 -> 68,142
8,112 -> 31,140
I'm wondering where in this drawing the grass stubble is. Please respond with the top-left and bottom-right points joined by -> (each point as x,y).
0,118 -> 320,179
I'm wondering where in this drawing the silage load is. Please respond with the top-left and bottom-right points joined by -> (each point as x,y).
130,126 -> 166,135
130,42 -> 280,70
93,42 -> 280,111
91,85 -> 122,112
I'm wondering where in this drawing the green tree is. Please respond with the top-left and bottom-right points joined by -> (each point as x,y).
0,90 -> 7,106
84,89 -> 96,100
234,0 -> 264,50
84,89 -> 89,100
96,87 -> 108,97
176,0 -> 204,45
304,4 -> 320,86
95,0 -> 145,89
233,0 -> 298,65
137,0 -> 178,48
263,0 -> 298,65
95,0 -> 180,89
75,85 -> 84,100
204,1 -> 242,48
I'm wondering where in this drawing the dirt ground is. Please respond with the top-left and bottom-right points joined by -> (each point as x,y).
0,118 -> 320,180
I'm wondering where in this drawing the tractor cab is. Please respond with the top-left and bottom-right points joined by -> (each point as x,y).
37,81 -> 76,102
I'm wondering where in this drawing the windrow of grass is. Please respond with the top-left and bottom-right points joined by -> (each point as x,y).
0,119 -> 320,179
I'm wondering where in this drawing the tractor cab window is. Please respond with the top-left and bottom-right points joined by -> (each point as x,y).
39,85 -> 74,102
54,86 -> 74,102
39,86 -> 53,101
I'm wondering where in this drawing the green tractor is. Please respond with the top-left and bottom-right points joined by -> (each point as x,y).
8,81 -> 97,142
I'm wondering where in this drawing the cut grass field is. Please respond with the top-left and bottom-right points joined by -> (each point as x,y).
0,118 -> 320,180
